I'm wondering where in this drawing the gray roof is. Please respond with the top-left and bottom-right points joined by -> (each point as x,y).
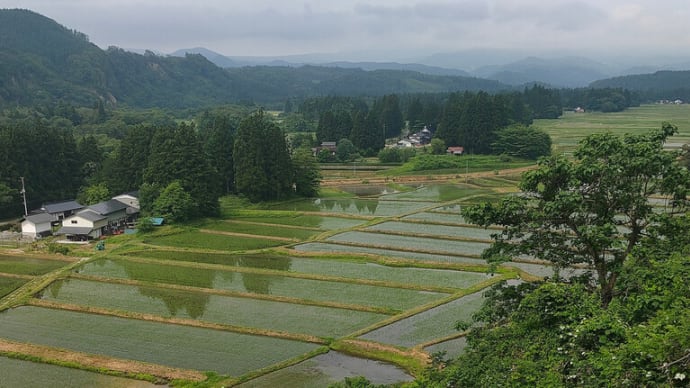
56,226 -> 95,235
24,212 -> 53,224
74,210 -> 106,222
88,199 -> 128,216
42,200 -> 83,214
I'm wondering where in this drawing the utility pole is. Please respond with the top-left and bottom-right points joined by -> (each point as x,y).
20,177 -> 28,216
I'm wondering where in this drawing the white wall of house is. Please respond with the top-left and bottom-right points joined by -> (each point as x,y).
63,214 -> 108,238
21,220 -> 51,238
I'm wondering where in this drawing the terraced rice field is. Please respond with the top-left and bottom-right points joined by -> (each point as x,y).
359,291 -> 486,347
0,180 -> 542,386
0,306 -> 320,376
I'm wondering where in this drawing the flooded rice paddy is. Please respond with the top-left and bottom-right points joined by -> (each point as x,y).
0,181 -> 560,385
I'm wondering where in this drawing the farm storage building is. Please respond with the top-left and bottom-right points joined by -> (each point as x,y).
21,213 -> 53,239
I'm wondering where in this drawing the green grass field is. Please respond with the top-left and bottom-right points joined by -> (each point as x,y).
534,104 -> 690,153
144,230 -> 288,251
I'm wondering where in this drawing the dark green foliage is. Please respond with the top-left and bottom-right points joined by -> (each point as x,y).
377,147 -> 417,163
561,87 -> 638,112
316,110 -> 354,144
492,125 -> 552,159
152,181 -> 195,222
336,139 -> 358,162
371,94 -> 404,139
291,148 -> 321,197
429,138 -> 446,155
105,124 -> 155,194
590,70 -> 690,102
77,183 -> 110,205
523,84 -> 562,119
143,123 -> 222,217
0,120 -> 81,217
197,111 -> 237,194
233,110 -> 293,202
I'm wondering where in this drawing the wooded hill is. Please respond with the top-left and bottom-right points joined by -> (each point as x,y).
590,70 -> 690,101
0,9 -> 509,110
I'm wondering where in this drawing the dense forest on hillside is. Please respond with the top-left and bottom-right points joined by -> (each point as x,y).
590,70 -> 690,102
0,9 -> 649,111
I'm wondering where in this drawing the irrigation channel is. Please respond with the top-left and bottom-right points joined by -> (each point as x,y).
0,173 -> 575,387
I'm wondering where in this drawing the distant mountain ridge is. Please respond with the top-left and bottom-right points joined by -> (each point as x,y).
0,9 -> 510,109
3,9 -> 690,110
170,47 -> 690,88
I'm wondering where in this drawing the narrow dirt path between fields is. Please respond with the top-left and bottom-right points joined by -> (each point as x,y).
0,338 -> 205,382
320,165 -> 536,187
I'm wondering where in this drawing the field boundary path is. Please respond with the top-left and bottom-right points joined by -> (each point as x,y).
320,165 -> 536,187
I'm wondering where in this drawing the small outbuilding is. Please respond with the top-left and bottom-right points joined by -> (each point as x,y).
447,146 -> 465,155
21,213 -> 54,239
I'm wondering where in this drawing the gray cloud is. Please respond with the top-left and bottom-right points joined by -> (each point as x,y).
1,0 -> 688,60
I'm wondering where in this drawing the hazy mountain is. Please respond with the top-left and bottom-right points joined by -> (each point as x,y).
171,47 -> 239,68
0,9 -> 511,109
472,56 -> 614,88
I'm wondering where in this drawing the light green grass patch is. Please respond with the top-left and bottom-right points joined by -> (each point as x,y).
534,104 -> 690,153
0,276 -> 28,298
144,230 -> 287,251
202,221 -> 319,240
122,250 -> 295,268
0,255 -> 71,276
230,215 -> 367,230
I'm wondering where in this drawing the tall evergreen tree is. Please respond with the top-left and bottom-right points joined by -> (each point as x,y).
107,124 -> 155,194
199,113 -> 236,194
143,123 -> 221,217
234,110 -> 293,202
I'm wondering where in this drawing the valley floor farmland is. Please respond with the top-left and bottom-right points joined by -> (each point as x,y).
0,104 -> 685,386
0,177 -> 535,387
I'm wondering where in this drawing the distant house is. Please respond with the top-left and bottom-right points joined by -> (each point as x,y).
447,146 -> 465,155
21,213 -> 54,239
56,199 -> 129,240
312,141 -> 337,156
40,200 -> 83,223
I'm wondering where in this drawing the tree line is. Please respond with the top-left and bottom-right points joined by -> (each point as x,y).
0,110 -> 320,221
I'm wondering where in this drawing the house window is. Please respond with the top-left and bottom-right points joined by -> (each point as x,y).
71,220 -> 77,224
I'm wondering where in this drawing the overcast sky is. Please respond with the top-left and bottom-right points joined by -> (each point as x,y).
3,0 -> 689,63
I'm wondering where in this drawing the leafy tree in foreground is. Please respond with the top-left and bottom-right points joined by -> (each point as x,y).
463,123 -> 689,307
